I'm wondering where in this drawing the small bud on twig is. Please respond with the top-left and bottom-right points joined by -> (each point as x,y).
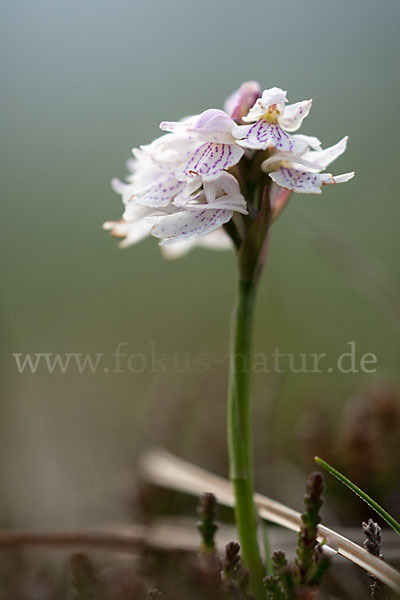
197,492 -> 218,553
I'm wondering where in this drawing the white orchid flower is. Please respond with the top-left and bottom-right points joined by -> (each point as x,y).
114,146 -> 188,208
104,171 -> 247,250
159,109 -> 244,182
149,172 -> 247,245
233,87 -> 312,154
262,136 -> 355,194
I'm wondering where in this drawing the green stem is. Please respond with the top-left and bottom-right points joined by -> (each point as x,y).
228,278 -> 265,599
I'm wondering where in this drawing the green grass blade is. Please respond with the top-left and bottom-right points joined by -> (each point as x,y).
314,456 -> 400,536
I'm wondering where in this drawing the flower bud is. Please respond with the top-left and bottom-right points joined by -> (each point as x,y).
224,81 -> 262,123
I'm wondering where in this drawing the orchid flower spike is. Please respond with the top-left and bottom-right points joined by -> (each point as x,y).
104,82 -> 354,255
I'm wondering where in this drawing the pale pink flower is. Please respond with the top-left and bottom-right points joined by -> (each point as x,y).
224,81 -> 262,123
159,109 -> 244,181
233,87 -> 312,153
262,136 -> 354,194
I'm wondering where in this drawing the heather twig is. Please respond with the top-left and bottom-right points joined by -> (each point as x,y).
295,472 -> 330,587
222,541 -> 251,599
363,519 -> 384,599
263,473 -> 330,598
197,492 -> 219,553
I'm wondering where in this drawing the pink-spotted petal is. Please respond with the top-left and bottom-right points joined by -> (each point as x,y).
175,142 -> 244,182
135,174 -> 186,207
234,121 -> 307,153
270,167 -> 323,193
278,99 -> 312,132
270,167 -> 354,194
150,207 -> 233,244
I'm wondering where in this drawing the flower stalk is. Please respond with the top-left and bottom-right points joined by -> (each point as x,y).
228,277 -> 264,598
227,185 -> 271,599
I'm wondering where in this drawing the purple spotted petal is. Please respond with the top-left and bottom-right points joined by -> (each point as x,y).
150,207 -> 233,244
176,142 -> 244,182
236,121 -> 307,153
270,167 -> 327,194
270,166 -> 354,194
135,173 -> 186,207
278,99 -> 312,132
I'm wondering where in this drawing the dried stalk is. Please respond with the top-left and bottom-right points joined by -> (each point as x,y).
0,529 -> 147,553
139,449 -> 400,594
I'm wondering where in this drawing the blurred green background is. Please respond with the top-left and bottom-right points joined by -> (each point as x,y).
1,0 -> 399,530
